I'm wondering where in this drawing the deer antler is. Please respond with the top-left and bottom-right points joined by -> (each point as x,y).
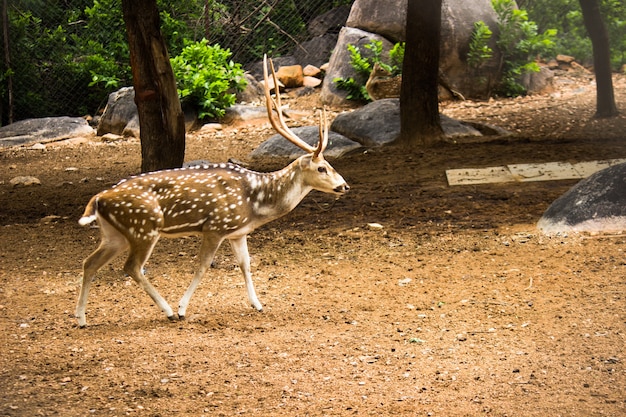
315,107 -> 328,158
263,55 -> 328,156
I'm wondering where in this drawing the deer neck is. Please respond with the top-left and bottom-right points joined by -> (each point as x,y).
248,157 -> 311,221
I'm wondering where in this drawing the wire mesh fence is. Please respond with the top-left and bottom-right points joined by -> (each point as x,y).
1,0 -> 352,125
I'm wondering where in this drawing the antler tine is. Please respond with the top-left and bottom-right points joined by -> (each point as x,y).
263,55 -> 316,154
314,107 -> 329,158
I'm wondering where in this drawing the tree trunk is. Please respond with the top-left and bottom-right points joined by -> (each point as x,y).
579,0 -> 619,118
122,0 -> 185,172
2,0 -> 13,125
395,0 -> 444,148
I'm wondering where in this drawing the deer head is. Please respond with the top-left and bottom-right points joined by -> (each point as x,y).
262,55 -> 349,196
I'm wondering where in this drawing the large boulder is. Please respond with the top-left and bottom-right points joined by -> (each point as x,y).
537,162 -> 626,234
330,98 -> 483,147
322,0 -> 502,106
0,116 -> 93,148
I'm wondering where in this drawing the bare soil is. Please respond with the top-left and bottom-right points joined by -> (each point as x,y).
1,72 -> 625,416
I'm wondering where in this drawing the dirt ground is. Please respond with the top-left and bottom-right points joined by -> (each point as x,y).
1,71 -> 625,416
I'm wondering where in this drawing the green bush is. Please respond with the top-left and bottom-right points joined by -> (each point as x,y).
170,40 -> 247,120
333,40 -> 405,102
492,0 -> 557,96
468,0 -> 556,97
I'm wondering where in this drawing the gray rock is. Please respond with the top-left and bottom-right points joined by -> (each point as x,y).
331,99 -> 401,147
309,5 -> 352,37
0,117 -> 93,148
222,105 -> 269,124
250,126 -> 361,159
293,34 -> 338,69
236,73 -> 265,104
538,162 -> 626,234
331,99 -> 482,147
441,115 -> 483,138
439,0 -> 501,98
520,66 -> 555,95
97,87 -> 137,137
121,115 -> 140,138
347,0 -> 406,42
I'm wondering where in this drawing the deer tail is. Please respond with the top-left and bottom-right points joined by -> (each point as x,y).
78,195 -> 98,226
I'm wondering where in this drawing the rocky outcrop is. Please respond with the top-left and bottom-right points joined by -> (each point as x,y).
322,0 -> 502,106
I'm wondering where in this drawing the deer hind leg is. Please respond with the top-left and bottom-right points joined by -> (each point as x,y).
229,236 -> 263,311
123,235 -> 175,321
76,219 -> 129,327
178,236 -> 223,319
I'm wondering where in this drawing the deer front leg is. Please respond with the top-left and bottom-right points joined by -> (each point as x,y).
178,237 -> 222,319
229,236 -> 263,311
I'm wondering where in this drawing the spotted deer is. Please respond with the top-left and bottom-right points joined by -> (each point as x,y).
75,56 -> 349,327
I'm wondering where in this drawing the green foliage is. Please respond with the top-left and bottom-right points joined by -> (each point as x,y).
468,21 -> 494,69
520,0 -> 626,70
1,0 -> 356,123
333,77 -> 369,101
170,40 -> 247,120
333,40 -> 405,102
388,42 -> 405,74
491,0 -> 557,96
347,44 -> 373,77
2,0 -> 209,123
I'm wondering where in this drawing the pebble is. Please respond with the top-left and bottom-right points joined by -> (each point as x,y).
10,176 -> 41,187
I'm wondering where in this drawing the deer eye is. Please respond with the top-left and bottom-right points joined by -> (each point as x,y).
317,166 -> 327,174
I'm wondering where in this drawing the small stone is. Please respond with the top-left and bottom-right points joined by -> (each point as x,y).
40,215 -> 62,224
275,65 -> 304,88
302,76 -> 322,88
398,278 -> 412,286
303,64 -> 321,77
198,123 -> 223,133
100,133 -> 124,142
10,176 -> 41,187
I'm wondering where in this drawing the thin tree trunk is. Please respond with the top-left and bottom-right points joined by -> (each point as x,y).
122,0 -> 185,172
2,0 -> 13,125
579,0 -> 619,118
396,0 -> 444,148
